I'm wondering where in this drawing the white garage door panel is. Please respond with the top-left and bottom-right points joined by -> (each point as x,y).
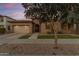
14,26 -> 30,33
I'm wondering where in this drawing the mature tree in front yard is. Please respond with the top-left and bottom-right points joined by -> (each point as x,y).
22,3 -> 79,49
60,4 -> 79,34
74,6 -> 79,34
22,3 -> 61,48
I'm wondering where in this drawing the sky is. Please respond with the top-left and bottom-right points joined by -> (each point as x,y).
0,3 -> 26,20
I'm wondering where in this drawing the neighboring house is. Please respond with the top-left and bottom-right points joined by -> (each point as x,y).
0,15 -> 15,32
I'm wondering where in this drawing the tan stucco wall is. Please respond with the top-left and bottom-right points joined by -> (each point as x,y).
9,21 -> 75,34
40,23 -> 47,34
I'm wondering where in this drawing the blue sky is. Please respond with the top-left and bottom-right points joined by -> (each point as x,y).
0,3 -> 26,20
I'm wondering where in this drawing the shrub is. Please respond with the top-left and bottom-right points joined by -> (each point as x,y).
47,31 -> 54,34
0,28 -> 5,34
58,31 -> 63,34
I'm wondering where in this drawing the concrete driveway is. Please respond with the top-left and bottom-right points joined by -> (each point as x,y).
0,33 -> 26,45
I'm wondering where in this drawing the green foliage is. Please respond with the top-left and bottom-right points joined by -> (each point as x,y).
22,3 -> 79,23
22,3 -> 79,34
0,28 -> 5,34
58,31 -> 64,34
47,31 -> 54,34
38,34 -> 79,39
60,11 -> 68,20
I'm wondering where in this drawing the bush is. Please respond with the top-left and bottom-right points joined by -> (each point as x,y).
58,31 -> 63,34
47,31 -> 54,34
0,28 -> 5,34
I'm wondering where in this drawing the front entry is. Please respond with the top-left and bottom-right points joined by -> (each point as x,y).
35,24 -> 40,32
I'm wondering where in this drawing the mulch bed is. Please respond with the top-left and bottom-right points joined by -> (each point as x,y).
0,43 -> 79,56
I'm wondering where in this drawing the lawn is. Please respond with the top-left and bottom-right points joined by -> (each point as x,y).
19,34 -> 31,39
38,34 -> 79,39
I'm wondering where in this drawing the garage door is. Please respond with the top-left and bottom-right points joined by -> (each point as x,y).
14,26 -> 30,33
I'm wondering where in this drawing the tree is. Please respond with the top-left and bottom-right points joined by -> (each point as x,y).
22,3 -> 79,48
60,4 -> 79,34
74,6 -> 79,34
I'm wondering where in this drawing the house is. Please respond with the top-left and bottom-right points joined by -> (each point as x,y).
0,15 -> 15,33
0,15 -> 77,34
9,19 -> 49,34
9,19 -> 76,34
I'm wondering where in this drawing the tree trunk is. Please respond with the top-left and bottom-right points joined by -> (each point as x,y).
53,30 -> 58,49
65,24 -> 69,33
76,23 -> 79,34
53,21 -> 60,49
50,20 -> 59,49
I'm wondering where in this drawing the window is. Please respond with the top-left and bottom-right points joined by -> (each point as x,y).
0,17 -> 3,22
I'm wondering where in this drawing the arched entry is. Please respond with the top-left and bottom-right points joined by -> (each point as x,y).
35,24 -> 40,32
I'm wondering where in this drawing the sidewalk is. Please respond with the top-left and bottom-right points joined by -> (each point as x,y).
2,39 -> 79,44
28,33 -> 39,39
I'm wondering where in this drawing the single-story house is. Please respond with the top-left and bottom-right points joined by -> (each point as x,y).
0,15 -> 77,34
9,19 -> 77,34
